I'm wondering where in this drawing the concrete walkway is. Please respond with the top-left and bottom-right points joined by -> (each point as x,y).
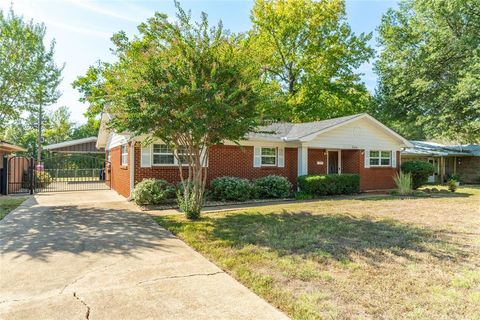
0,191 -> 288,320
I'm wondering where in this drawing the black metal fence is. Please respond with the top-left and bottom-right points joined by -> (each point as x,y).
1,154 -> 111,194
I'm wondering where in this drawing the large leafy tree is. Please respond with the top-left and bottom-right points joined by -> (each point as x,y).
249,0 -> 374,121
43,106 -> 73,144
375,0 -> 480,143
74,3 -> 259,218
0,8 -> 63,129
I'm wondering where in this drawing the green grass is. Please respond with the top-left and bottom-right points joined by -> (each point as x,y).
0,197 -> 27,220
156,185 -> 480,319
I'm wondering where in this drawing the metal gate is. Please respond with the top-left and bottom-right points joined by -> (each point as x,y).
3,155 -> 111,194
34,154 -> 111,193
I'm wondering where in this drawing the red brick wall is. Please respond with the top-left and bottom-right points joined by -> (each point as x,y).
307,148 -> 327,174
109,145 -> 130,197
457,156 -> 480,183
359,151 -> 399,191
133,144 -> 298,188
342,150 -> 360,174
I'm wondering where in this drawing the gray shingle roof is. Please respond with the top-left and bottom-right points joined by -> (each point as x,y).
402,141 -> 479,156
246,114 -> 364,141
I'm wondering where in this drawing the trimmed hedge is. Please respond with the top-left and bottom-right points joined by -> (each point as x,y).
210,176 -> 253,201
132,179 -> 176,205
253,175 -> 292,198
297,174 -> 360,196
400,160 -> 435,189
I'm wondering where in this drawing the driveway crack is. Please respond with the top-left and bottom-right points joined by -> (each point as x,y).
73,292 -> 91,320
137,271 -> 223,285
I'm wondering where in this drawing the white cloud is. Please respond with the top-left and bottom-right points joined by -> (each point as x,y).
64,0 -> 143,23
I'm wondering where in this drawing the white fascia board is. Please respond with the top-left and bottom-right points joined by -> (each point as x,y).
223,139 -> 300,148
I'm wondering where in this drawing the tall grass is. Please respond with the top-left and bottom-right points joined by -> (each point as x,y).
394,171 -> 412,195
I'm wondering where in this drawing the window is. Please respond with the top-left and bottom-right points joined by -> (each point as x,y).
121,144 -> 128,166
153,144 -> 175,165
152,144 -> 192,165
261,147 -> 276,166
369,150 -> 391,166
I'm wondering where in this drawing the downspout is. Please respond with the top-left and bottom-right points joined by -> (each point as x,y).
128,141 -> 135,200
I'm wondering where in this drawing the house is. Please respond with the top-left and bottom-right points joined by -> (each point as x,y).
401,141 -> 480,184
96,113 -> 413,198
0,141 -> 27,195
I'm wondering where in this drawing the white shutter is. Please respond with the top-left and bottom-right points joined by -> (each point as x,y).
277,147 -> 285,167
141,144 -> 152,168
200,147 -> 208,167
391,150 -> 397,168
253,146 -> 262,167
364,149 -> 370,168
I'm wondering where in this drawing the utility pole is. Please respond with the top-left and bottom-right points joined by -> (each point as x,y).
37,103 -> 43,163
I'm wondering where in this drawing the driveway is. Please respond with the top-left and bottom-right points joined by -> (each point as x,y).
0,190 -> 287,320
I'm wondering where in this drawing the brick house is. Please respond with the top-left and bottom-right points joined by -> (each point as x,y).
401,141 -> 480,184
96,113 -> 413,198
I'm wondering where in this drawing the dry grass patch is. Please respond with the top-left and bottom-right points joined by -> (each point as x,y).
156,186 -> 480,319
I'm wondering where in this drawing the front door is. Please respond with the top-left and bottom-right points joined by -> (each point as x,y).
328,151 -> 339,174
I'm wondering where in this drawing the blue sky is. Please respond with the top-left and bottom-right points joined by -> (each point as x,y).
2,0 -> 398,124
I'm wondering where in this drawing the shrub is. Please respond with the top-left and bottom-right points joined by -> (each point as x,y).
297,174 -> 360,196
393,171 -> 412,195
35,171 -> 53,188
447,179 -> 457,192
210,176 -> 253,201
253,175 -> 292,198
132,179 -> 176,205
400,161 -> 435,189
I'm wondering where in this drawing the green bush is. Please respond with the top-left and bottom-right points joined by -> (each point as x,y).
253,175 -> 292,198
34,171 -> 53,188
132,179 -> 176,205
297,174 -> 360,196
400,161 -> 435,189
210,176 -> 253,201
447,179 -> 457,192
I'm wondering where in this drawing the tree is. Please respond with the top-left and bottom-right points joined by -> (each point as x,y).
72,118 -> 100,139
74,3 -> 260,219
248,0 -> 374,122
375,0 -> 480,143
0,8 -> 63,128
43,106 -> 73,144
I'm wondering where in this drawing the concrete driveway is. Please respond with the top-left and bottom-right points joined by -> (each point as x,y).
0,191 -> 287,320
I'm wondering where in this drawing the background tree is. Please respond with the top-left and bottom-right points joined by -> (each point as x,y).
74,3 -> 260,219
71,118 -> 101,139
43,106 -> 73,144
0,8 -> 63,129
375,0 -> 480,143
249,0 -> 374,121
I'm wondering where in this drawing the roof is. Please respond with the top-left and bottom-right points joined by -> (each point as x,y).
247,113 -> 412,146
43,137 -> 98,151
402,141 -> 479,156
0,141 -> 26,153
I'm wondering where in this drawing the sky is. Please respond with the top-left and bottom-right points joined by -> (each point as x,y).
1,0 -> 398,125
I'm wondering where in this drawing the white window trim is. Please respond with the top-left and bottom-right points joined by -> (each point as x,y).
152,144 -> 176,166
369,150 -> 391,167
260,147 -> 277,167
121,144 -> 128,166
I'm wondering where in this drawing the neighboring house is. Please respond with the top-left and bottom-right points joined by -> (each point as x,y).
0,141 -> 26,169
43,137 -> 104,154
96,113 -> 413,198
401,141 -> 480,184
0,141 -> 27,195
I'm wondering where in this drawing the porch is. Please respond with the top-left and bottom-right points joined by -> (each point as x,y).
297,147 -> 399,191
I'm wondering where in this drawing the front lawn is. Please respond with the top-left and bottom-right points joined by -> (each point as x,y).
156,186 -> 480,319
0,197 -> 27,220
